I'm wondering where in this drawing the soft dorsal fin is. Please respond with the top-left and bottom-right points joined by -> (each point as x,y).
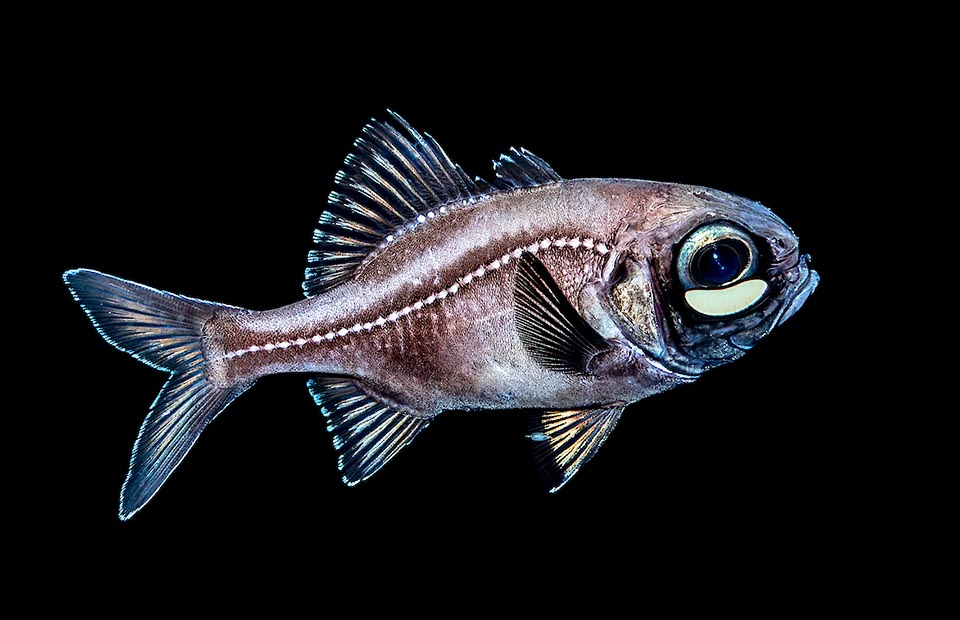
493,147 -> 561,189
303,111 -> 563,297
528,405 -> 625,492
307,374 -> 430,485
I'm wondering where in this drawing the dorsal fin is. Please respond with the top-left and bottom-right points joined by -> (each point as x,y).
493,147 -> 561,189
303,112 -> 563,297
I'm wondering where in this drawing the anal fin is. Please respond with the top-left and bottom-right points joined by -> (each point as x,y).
307,375 -> 430,485
528,405 -> 625,492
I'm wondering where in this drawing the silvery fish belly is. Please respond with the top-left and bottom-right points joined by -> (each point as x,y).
63,112 -> 818,519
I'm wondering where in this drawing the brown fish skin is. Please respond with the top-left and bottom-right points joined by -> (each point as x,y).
203,179 -> 799,413
63,113 -> 817,518
205,180 -> 671,414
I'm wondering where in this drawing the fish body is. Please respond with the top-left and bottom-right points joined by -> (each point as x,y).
213,180 -> 681,409
64,112 -> 818,519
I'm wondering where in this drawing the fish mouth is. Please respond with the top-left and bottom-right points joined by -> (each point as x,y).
775,253 -> 819,327
727,252 -> 818,352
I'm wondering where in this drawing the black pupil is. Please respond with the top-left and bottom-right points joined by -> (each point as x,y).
695,242 -> 742,286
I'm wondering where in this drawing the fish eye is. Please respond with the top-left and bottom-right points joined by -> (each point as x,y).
676,223 -> 766,317
692,238 -> 751,286
677,223 -> 757,289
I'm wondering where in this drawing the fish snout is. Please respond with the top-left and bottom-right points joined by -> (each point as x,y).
777,253 -> 818,326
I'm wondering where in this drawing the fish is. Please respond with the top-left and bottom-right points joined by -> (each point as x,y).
63,111 -> 819,519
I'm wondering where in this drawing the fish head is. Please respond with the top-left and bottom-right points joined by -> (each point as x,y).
605,183 -> 819,376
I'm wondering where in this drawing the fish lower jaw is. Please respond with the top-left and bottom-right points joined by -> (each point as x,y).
776,263 -> 818,327
628,341 -> 704,379
619,317 -> 703,380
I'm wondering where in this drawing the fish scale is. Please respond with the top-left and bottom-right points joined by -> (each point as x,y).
63,111 -> 818,518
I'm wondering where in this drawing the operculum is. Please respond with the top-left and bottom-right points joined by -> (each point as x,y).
608,257 -> 665,359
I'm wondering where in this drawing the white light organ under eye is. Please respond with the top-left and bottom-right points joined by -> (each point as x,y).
684,279 -> 768,316
222,237 -> 610,360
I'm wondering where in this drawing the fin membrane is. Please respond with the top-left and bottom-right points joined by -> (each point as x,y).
307,374 -> 430,485
528,405 -> 625,492
63,268 -> 253,519
304,111 -> 563,297
493,147 -> 560,188
514,252 -> 609,374
122,361 -> 252,519
63,268 -> 237,373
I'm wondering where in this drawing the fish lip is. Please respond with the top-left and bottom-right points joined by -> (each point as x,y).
774,253 -> 818,328
724,252 -> 818,349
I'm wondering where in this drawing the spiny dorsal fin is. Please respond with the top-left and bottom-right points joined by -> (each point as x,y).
307,374 -> 430,485
514,252 -> 609,374
303,112 -> 563,297
528,405 -> 625,492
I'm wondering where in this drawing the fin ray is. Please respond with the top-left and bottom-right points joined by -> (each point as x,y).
63,268 -> 254,519
493,147 -> 562,189
303,111 -> 563,297
121,362 -> 253,519
528,405 -> 625,492
307,374 -> 430,485
514,252 -> 609,374
63,269 -> 237,372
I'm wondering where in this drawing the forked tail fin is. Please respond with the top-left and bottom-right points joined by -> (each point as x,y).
63,269 -> 253,520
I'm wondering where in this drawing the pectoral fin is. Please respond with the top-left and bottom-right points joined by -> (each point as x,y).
514,252 -> 609,374
528,405 -> 625,492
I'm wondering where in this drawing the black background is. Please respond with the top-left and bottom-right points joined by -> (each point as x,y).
22,18 -> 890,601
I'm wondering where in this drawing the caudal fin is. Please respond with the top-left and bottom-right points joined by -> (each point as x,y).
63,269 -> 253,520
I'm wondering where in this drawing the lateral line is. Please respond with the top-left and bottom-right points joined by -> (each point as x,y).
221,237 -> 611,361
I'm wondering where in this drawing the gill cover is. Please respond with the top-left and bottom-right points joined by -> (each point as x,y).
609,257 -> 665,359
